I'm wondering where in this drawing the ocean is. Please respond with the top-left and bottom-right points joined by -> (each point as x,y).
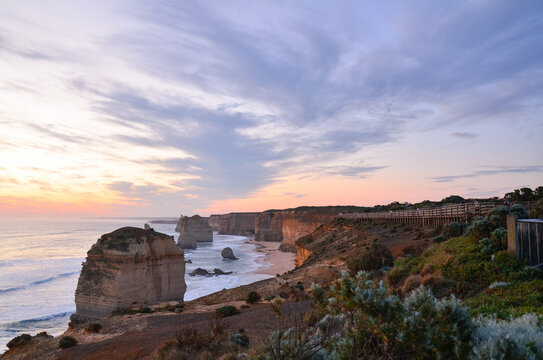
0,218 -> 272,352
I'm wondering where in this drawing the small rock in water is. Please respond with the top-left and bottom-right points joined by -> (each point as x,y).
213,268 -> 233,275
144,223 -> 152,230
221,247 -> 238,260
186,259 -> 192,264
189,268 -> 211,276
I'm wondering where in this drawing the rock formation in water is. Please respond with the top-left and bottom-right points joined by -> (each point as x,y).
221,247 -> 238,260
144,223 -> 152,230
177,215 -> 213,249
174,214 -> 184,232
72,227 -> 186,321
218,213 -> 258,235
208,214 -> 221,231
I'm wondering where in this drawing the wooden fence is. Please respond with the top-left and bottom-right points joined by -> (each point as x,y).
340,202 -> 498,226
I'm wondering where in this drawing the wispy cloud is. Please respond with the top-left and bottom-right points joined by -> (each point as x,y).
0,0 -> 542,215
433,166 -> 543,183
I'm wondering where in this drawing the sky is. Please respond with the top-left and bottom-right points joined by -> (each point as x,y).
0,0 -> 542,217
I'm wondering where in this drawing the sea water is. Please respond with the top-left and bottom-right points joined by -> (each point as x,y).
0,218 -> 272,351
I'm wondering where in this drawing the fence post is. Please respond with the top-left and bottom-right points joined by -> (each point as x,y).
507,214 -> 517,255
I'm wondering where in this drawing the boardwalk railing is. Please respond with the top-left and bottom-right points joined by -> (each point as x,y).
507,215 -> 543,267
340,202 -> 498,226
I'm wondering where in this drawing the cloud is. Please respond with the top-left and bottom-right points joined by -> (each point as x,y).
0,0 -> 542,215
433,166 -> 543,183
451,132 -> 479,140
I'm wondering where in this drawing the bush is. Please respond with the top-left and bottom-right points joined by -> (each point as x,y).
346,242 -> 393,274
141,306 -> 152,313
58,336 -> 77,349
434,235 -> 446,243
6,334 -> 32,349
443,222 -> 469,239
479,238 -> 497,256
490,228 -> 506,251
472,314 -> 543,359
468,219 -> 491,241
85,323 -> 102,333
246,291 -> 261,304
510,204 -> 530,219
216,305 -> 240,318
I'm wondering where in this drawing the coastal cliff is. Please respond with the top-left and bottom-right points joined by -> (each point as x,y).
254,210 -> 337,252
73,227 -> 186,320
218,212 -> 258,235
178,215 -> 213,249
208,214 -> 221,231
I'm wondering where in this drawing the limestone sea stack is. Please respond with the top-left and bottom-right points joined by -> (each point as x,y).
72,227 -> 186,321
174,215 -> 184,232
178,215 -> 213,249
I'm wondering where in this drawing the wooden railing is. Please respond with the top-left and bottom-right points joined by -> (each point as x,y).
339,202 -> 499,225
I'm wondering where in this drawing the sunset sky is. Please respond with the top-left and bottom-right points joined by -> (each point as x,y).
0,1 -> 542,217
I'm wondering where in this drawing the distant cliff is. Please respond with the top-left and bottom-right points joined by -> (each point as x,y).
178,215 -> 213,249
255,210 -> 337,252
218,213 -> 258,236
208,214 -> 221,231
73,227 -> 186,320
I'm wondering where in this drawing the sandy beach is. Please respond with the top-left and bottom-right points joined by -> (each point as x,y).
249,240 -> 297,276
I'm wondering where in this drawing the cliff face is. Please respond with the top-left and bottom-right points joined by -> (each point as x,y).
255,211 -> 284,242
279,212 -> 336,252
254,211 -> 336,252
178,215 -> 213,249
73,227 -> 186,320
208,215 -> 221,231
174,215 -> 184,232
218,213 -> 258,235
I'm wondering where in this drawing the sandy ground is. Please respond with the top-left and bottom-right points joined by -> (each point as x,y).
249,240 -> 296,276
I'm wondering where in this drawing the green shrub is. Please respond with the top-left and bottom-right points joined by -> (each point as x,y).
468,219 -> 491,241
467,280 -> 543,319
59,336 -> 77,349
490,227 -> 507,250
518,266 -> 543,281
141,306 -> 152,313
85,323 -> 102,333
443,222 -> 469,239
246,291 -> 262,304
346,242 -> 393,274
434,235 -> 446,243
479,238 -> 497,256
6,334 -> 32,349
510,204 -> 530,219
216,305 -> 240,318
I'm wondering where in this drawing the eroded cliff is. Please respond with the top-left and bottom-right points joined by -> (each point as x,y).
254,210 -> 337,252
218,212 -> 258,235
73,227 -> 186,320
178,215 -> 213,249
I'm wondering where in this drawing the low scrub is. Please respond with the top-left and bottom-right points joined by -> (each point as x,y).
216,305 -> 241,318
58,336 -> 77,349
346,242 -> 393,274
258,272 -> 543,359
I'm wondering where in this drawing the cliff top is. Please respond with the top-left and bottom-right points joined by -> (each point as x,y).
90,227 -> 180,256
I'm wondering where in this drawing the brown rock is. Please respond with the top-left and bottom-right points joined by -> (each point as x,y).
218,213 -> 258,235
73,227 -> 186,320
178,215 -> 213,249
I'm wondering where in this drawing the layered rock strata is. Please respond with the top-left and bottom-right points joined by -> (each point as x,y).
208,215 -> 221,231
255,211 -> 336,252
218,213 -> 258,235
174,215 -> 184,232
178,215 -> 213,249
73,227 -> 186,320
